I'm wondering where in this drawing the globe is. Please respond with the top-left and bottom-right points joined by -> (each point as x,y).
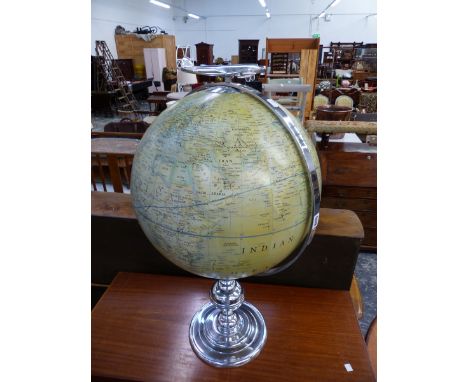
131,84 -> 321,280
130,81 -> 322,367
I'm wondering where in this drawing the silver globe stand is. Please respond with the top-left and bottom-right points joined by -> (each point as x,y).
189,279 -> 267,367
179,64 -> 321,368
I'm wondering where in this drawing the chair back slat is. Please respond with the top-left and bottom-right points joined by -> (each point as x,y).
94,154 -> 108,192
92,152 -> 135,193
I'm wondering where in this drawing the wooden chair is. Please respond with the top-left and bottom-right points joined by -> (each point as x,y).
321,88 -> 361,108
104,118 -> 149,134
366,317 -> 377,378
91,152 -> 134,193
311,94 -> 329,119
266,78 -> 304,110
263,83 -> 312,123
335,94 -> 354,109
91,137 -> 138,193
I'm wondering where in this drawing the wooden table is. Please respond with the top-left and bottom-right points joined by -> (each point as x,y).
147,91 -> 169,113
92,272 -> 375,382
167,91 -> 189,100
91,137 -> 139,155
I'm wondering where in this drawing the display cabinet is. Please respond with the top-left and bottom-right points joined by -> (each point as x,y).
238,39 -> 259,64
195,42 -> 213,65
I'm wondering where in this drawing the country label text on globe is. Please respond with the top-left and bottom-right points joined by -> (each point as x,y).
131,88 -> 321,279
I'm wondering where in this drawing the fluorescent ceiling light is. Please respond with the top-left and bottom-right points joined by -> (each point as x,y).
319,11 -> 326,18
330,0 -> 341,7
149,0 -> 170,9
259,0 -> 266,8
188,13 -> 200,19
266,11 -> 271,18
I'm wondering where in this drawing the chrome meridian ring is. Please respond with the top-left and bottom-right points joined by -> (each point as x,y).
188,82 -> 321,275
181,64 -> 265,79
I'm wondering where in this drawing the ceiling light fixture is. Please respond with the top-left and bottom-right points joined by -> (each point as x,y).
149,0 -> 170,9
266,10 -> 271,18
187,13 -> 200,19
330,0 -> 341,7
319,11 -> 326,18
259,0 -> 266,7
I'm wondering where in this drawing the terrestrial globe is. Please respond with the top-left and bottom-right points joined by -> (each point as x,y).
131,81 -> 321,367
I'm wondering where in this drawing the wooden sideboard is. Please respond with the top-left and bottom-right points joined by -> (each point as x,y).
318,142 -> 377,251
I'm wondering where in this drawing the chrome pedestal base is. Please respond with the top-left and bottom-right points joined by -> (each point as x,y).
189,280 -> 267,367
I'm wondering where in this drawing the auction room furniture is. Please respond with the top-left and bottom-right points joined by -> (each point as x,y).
263,39 -> 320,118
167,91 -> 189,100
115,34 -> 177,70
319,143 -> 376,251
315,105 -> 352,122
306,120 -> 377,251
103,118 -> 149,134
335,94 -> 354,109
265,38 -> 318,74
267,77 -> 303,85
176,68 -> 198,91
195,42 -> 214,65
313,94 -> 329,108
111,58 -> 134,80
146,91 -> 170,113
321,88 -> 361,108
143,48 -> 166,93
352,44 -> 377,82
91,138 -> 139,193
238,39 -> 259,63
91,131 -> 144,140
263,83 -> 312,123
328,42 -> 364,70
92,272 -> 375,382
359,92 -> 377,113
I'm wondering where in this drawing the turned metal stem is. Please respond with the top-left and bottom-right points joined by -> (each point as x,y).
210,280 -> 244,336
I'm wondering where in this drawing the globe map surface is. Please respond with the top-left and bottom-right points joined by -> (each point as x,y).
131,85 -> 321,279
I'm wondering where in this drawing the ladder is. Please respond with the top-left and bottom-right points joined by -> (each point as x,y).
95,40 -> 139,114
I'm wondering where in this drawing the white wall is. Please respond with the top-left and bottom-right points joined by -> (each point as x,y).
173,0 -> 377,61
91,0 -> 175,57
91,0 -> 376,61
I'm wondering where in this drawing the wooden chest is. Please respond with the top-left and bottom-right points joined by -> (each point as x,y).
318,142 -> 377,251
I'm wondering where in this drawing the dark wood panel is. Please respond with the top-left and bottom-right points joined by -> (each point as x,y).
353,211 -> 377,229
322,185 -> 376,200
91,192 -> 136,219
322,157 -> 377,187
92,273 -> 375,382
321,196 -> 376,212
318,142 -> 377,251
362,227 -> 377,248
318,142 -> 377,154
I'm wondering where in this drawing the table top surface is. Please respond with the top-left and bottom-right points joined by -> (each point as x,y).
91,137 -> 140,155
92,272 -> 374,382
168,91 -> 189,100
147,94 -> 169,102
